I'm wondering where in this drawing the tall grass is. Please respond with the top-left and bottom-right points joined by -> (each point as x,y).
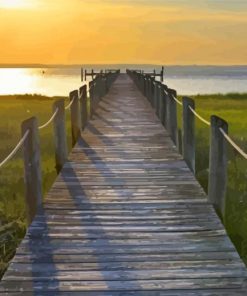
0,94 -> 71,275
178,93 -> 247,264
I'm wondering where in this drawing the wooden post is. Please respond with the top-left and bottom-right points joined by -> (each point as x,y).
22,117 -> 42,224
182,97 -> 195,173
148,77 -> 152,103
103,77 -> 107,96
89,81 -> 94,119
156,83 -> 161,117
141,76 -> 145,94
161,66 -> 164,82
69,90 -> 81,147
166,89 -> 178,145
158,83 -> 164,120
53,100 -> 68,174
208,115 -> 228,220
79,85 -> 88,131
151,78 -> 155,108
177,129 -> 183,155
159,84 -> 167,126
153,82 -> 158,111
81,68 -> 84,82
144,75 -> 148,98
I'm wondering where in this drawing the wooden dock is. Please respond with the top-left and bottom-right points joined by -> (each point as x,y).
1,74 -> 247,294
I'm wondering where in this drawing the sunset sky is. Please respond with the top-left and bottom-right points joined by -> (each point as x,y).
0,0 -> 247,65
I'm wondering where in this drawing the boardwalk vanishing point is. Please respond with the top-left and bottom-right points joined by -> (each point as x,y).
1,73 -> 247,295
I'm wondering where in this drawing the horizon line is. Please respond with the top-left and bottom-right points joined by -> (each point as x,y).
1,63 -> 247,68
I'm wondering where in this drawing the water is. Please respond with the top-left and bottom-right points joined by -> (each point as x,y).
0,65 -> 247,96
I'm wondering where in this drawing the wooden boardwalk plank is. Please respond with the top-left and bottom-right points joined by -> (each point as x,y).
1,74 -> 247,294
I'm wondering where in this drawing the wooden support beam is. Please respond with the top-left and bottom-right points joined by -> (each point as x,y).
21,117 -> 42,224
208,115 -> 228,220
79,85 -> 88,131
166,89 -> 178,145
182,97 -> 195,173
53,99 -> 68,174
159,84 -> 167,126
69,90 -> 81,147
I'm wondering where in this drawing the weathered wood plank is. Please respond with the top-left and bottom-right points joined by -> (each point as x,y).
1,278 -> 246,292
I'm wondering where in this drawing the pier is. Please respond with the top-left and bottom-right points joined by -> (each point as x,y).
0,72 -> 247,294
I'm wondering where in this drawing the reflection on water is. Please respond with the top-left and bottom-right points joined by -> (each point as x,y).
0,68 -> 83,97
0,66 -> 247,96
0,69 -> 37,95
165,77 -> 247,95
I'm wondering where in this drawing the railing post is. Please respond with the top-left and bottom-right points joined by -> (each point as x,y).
22,117 -> 42,224
177,128 -> 183,155
182,97 -> 195,173
151,78 -> 155,108
69,90 -> 81,147
89,81 -> 94,119
94,77 -> 99,105
166,89 -> 178,145
53,99 -> 68,174
158,83 -> 165,119
159,84 -> 167,126
143,76 -> 147,97
79,85 -> 88,131
153,81 -> 158,111
146,77 -> 150,102
156,83 -> 161,116
141,75 -> 145,94
149,78 -> 153,104
103,77 -> 108,96
208,115 -> 228,220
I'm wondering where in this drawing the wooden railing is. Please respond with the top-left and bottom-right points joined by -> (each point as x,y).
127,69 -> 247,222
82,68 -> 120,81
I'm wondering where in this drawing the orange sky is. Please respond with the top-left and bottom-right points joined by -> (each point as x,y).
0,0 -> 247,65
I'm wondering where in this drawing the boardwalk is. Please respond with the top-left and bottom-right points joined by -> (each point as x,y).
1,74 -> 247,295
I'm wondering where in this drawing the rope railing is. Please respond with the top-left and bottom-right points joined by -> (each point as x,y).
188,106 -> 211,126
170,93 -> 247,159
65,96 -> 75,110
219,128 -> 247,160
38,108 -> 59,130
0,107 -> 59,169
171,94 -> 182,106
170,93 -> 210,126
0,130 -> 30,169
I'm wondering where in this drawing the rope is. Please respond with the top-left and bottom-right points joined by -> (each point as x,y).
65,97 -> 75,110
38,108 -> 59,130
219,128 -> 247,160
0,130 -> 30,168
171,94 -> 183,106
189,106 -> 211,126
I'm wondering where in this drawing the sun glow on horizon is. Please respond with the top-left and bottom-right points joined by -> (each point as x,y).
0,69 -> 37,95
0,0 -> 247,64
0,0 -> 33,9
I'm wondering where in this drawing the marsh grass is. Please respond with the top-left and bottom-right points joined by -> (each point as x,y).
0,94 -> 71,275
178,93 -> 247,263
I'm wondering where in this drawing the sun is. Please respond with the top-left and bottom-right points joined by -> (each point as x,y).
0,0 -> 32,9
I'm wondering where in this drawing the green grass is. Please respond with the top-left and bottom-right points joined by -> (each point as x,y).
178,93 -> 247,263
0,94 -> 72,275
